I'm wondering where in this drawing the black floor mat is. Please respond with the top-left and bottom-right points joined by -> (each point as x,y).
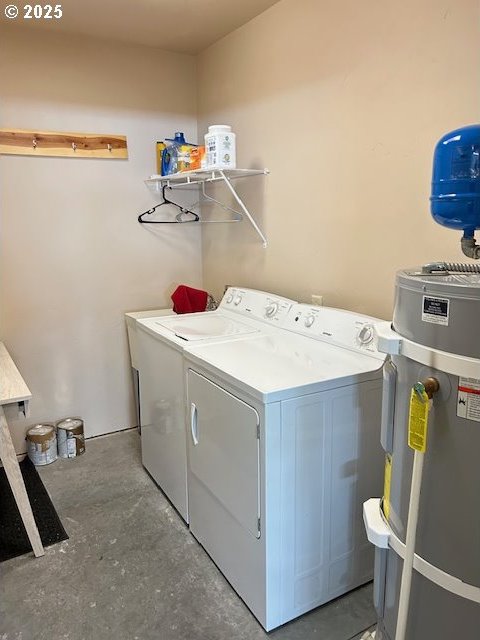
0,457 -> 68,561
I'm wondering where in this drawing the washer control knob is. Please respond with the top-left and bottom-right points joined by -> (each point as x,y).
234,294 -> 242,306
265,302 -> 279,318
304,315 -> 315,328
226,293 -> 234,304
358,324 -> 374,345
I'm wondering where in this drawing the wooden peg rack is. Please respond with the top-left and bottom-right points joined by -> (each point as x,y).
0,128 -> 128,159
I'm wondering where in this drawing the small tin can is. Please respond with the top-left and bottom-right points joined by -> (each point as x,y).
56,417 -> 85,459
26,424 -> 57,466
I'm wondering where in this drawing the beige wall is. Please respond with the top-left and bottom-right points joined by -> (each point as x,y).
1,2 -> 478,452
0,27 -> 202,452
197,0 -> 480,317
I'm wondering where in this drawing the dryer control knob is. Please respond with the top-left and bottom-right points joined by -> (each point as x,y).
265,302 -> 279,318
234,295 -> 242,306
304,315 -> 315,328
358,324 -> 374,345
226,293 -> 234,304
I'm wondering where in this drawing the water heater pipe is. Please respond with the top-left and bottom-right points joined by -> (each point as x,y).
395,377 -> 439,640
461,233 -> 480,260
422,261 -> 480,274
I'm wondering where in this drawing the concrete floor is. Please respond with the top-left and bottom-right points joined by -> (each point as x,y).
0,430 -> 376,640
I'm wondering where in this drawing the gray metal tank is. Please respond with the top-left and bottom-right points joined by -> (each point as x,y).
393,268 -> 480,359
375,267 -> 480,640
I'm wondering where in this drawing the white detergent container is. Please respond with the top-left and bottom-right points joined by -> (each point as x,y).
204,125 -> 236,170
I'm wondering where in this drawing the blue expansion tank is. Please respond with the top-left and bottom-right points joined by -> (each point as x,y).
431,124 -> 480,237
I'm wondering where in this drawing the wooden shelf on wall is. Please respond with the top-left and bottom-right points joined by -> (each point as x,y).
0,128 -> 128,159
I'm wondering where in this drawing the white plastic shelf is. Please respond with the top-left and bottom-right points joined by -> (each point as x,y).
144,168 -> 269,247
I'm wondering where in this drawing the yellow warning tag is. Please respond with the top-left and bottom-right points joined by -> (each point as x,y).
383,454 -> 392,520
408,386 -> 430,452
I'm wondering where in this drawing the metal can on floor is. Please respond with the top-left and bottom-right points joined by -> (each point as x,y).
26,424 -> 57,466
56,417 -> 85,458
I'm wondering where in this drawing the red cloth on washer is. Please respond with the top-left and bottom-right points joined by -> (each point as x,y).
171,285 -> 208,314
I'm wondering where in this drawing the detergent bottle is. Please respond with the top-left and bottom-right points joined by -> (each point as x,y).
161,132 -> 200,175
161,132 -> 185,176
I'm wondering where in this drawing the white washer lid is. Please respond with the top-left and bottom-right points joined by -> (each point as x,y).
154,313 -> 259,341
184,332 -> 384,402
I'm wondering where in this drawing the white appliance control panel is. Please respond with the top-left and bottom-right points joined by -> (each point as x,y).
220,288 -> 294,326
284,304 -> 384,359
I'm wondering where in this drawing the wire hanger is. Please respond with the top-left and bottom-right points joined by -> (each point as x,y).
138,184 -> 199,224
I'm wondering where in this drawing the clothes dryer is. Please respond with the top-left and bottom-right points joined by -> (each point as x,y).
183,304 -> 386,630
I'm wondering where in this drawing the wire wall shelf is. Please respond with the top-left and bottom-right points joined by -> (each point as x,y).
144,168 -> 269,247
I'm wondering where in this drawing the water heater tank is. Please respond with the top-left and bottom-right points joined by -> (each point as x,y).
430,124 -> 480,235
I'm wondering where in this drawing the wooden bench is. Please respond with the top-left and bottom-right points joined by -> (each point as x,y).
0,342 -> 44,557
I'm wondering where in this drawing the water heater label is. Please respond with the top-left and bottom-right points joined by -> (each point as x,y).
457,377 -> 480,423
422,296 -> 449,326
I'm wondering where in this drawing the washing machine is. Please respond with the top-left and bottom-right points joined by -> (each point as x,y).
135,288 -> 296,522
183,303 -> 386,630
126,308 -> 174,431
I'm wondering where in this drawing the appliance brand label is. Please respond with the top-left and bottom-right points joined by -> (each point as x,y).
457,377 -> 480,423
422,296 -> 449,326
